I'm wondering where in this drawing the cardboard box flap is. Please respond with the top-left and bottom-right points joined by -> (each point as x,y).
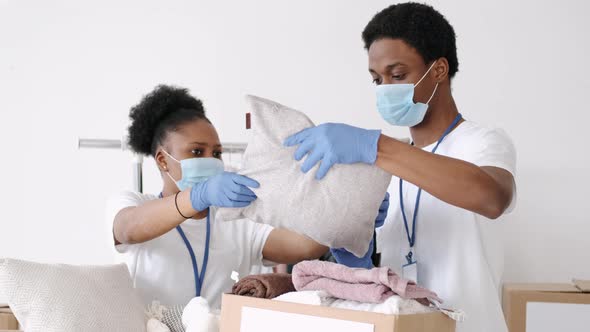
503,283 -> 580,293
505,281 -> 590,294
572,279 -> 590,292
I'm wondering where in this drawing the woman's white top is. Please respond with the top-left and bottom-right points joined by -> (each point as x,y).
106,191 -> 273,309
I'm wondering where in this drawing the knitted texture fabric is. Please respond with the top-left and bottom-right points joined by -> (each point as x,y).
217,95 -> 391,257
0,258 -> 146,332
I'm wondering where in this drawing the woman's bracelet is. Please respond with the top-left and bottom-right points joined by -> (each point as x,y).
174,191 -> 192,219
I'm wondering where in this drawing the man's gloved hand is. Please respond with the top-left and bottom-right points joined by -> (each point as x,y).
190,172 -> 259,211
284,123 -> 381,180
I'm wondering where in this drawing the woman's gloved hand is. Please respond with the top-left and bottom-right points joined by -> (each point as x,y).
284,123 -> 382,180
330,193 -> 390,268
375,192 -> 390,228
190,172 -> 259,211
330,239 -> 375,269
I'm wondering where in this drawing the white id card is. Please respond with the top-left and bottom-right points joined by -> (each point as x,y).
402,261 -> 418,283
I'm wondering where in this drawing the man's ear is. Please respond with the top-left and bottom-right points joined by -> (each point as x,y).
433,57 -> 450,83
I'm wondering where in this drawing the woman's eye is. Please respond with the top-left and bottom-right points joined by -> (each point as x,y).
213,151 -> 223,159
392,74 -> 406,80
372,78 -> 381,85
191,149 -> 203,156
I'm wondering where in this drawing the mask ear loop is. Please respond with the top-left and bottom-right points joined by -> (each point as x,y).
414,61 -> 438,87
165,171 -> 179,184
414,61 -> 439,105
161,149 -> 181,163
161,149 -> 182,186
426,83 -> 439,105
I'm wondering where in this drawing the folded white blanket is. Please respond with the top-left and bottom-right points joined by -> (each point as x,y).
146,298 -> 220,332
273,291 -> 433,315
183,297 -> 220,332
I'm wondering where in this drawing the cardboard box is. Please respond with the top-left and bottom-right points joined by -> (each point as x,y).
0,306 -> 18,330
220,294 -> 455,332
503,280 -> 590,332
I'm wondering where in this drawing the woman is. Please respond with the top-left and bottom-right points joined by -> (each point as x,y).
106,85 -> 328,308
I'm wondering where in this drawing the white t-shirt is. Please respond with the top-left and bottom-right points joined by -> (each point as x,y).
105,191 -> 274,309
377,121 -> 516,332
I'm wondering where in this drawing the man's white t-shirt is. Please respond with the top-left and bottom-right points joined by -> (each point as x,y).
377,121 -> 516,332
105,191 -> 274,309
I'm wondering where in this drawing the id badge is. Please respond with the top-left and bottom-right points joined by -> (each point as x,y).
402,261 -> 418,283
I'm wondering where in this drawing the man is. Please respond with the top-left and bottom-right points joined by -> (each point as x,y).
285,3 -> 516,331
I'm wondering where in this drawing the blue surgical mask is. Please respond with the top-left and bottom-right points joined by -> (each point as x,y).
163,150 -> 225,191
376,61 -> 439,127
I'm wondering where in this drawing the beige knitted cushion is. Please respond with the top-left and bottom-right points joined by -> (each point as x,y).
217,95 -> 391,257
0,258 -> 146,332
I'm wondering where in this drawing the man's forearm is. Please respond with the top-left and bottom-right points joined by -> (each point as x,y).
375,135 -> 511,219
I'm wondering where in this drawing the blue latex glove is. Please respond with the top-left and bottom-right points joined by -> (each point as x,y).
375,192 -> 390,228
330,193 -> 390,268
330,238 -> 375,269
284,123 -> 381,180
190,172 -> 259,211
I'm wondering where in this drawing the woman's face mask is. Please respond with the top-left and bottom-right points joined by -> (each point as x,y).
375,61 -> 439,127
162,149 -> 224,191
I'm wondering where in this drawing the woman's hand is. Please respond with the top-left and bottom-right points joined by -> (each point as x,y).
190,172 -> 260,211
330,239 -> 375,269
375,192 -> 390,228
330,192 -> 390,268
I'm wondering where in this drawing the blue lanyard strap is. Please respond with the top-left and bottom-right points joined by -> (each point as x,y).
176,213 -> 210,297
159,192 -> 210,297
399,113 -> 463,258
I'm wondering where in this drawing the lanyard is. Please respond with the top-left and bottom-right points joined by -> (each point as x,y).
176,217 -> 210,297
160,193 -> 211,297
399,113 -> 462,264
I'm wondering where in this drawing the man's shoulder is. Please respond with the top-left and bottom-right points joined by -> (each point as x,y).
454,120 -> 513,146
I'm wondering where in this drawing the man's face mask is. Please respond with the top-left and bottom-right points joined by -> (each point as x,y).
376,61 -> 439,127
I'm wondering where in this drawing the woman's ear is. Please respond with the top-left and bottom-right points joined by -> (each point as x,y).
433,57 -> 450,83
155,149 -> 168,172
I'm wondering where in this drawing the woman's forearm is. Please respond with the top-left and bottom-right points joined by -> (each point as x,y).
113,190 -> 199,244
262,229 -> 329,264
376,135 -> 512,219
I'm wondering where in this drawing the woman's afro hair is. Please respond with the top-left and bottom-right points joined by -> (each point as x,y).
127,85 -> 208,156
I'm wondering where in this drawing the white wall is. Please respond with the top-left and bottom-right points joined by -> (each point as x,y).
1,0 -> 589,292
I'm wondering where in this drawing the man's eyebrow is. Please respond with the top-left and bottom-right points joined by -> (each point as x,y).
369,62 -> 403,73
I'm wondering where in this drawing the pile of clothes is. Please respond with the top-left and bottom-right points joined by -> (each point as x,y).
232,260 -> 442,314
148,260 -> 462,332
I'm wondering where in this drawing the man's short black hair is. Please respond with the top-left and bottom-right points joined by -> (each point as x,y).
362,2 -> 459,78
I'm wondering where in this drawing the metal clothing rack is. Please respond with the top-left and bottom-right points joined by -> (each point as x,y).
78,138 -> 247,193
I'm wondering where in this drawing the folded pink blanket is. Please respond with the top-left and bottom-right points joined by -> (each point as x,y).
292,260 -> 442,304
